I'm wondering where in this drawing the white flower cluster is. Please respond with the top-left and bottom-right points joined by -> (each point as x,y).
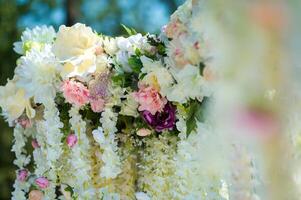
68,106 -> 95,199
162,0 -> 213,104
172,122 -> 229,200
13,25 -> 56,55
15,45 -> 59,104
137,134 -> 177,199
33,100 -> 64,199
93,108 -> 121,179
115,34 -> 151,72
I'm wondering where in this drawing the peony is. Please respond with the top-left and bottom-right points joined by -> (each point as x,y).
142,103 -> 176,132
61,80 -> 90,107
35,177 -> 49,189
66,133 -> 78,148
15,45 -> 59,104
53,23 -> 99,78
29,190 -> 44,200
0,78 -> 35,122
133,85 -> 167,115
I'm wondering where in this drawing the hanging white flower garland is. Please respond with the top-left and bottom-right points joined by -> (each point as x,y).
11,124 -> 31,200
68,106 -> 95,199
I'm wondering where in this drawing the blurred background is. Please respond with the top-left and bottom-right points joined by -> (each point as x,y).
0,0 -> 184,199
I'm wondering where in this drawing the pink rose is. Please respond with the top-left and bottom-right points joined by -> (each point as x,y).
29,190 -> 44,200
17,169 -> 28,182
89,98 -> 105,113
31,139 -> 40,149
66,133 -> 77,148
133,85 -> 167,115
35,177 -> 49,189
137,128 -> 152,137
61,80 -> 90,107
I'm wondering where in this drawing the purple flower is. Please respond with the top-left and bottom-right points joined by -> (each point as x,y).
142,103 -> 176,132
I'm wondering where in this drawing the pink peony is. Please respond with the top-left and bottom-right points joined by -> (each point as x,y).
61,80 -> 90,107
29,190 -> 44,200
133,85 -> 167,115
66,133 -> 77,148
31,139 -> 40,149
17,169 -> 28,182
35,177 -> 49,189
89,98 -> 105,113
137,128 -> 152,137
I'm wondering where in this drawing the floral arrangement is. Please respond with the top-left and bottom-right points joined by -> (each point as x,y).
4,0 -> 299,199
0,1 -> 222,199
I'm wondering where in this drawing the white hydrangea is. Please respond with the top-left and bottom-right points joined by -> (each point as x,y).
14,25 -> 56,55
166,64 -> 210,103
15,45 -> 60,104
93,108 -> 121,179
140,56 -> 174,96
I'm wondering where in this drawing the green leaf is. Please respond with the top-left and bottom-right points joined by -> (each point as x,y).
186,100 -> 205,135
121,24 -> 137,36
64,185 -> 74,198
128,56 -> 143,74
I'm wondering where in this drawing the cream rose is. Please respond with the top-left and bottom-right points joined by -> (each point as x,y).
0,78 -> 35,122
53,23 -> 100,78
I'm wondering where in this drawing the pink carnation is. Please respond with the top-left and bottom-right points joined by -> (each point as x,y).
61,80 -> 90,107
35,177 -> 49,189
133,85 -> 167,115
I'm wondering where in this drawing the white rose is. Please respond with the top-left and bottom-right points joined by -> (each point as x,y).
53,23 -> 100,78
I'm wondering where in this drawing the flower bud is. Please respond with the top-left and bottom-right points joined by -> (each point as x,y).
66,133 -> 78,148
17,169 -> 28,182
29,190 -> 44,200
31,139 -> 40,149
137,128 -> 152,137
35,177 -> 49,189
